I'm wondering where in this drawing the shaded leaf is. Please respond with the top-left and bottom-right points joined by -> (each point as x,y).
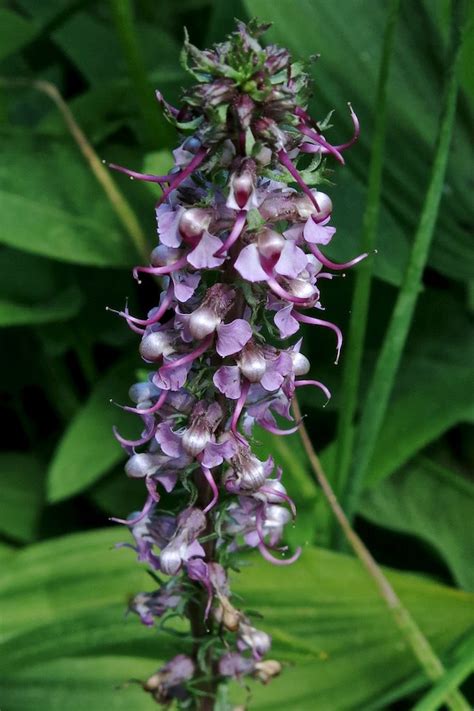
1,528 -> 473,709
0,9 -> 38,62
47,356 -> 139,502
366,292 -> 474,485
359,456 -> 474,591
0,131 -> 138,266
0,453 -> 44,542
0,285 -> 82,327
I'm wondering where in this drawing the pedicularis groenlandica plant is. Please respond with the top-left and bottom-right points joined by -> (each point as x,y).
109,20 -> 364,710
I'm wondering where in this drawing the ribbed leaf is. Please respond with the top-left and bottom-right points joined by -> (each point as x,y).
360,456 -> 474,591
1,528 -> 473,710
47,356 -> 138,502
0,132 -> 137,267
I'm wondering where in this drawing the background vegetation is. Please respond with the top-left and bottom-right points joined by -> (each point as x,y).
0,1 -> 472,709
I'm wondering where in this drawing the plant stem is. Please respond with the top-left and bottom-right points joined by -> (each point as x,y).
188,472 -> 217,710
292,397 -> 471,711
333,0 -> 400,502
341,0 -> 465,519
0,77 -> 150,261
109,0 -> 174,148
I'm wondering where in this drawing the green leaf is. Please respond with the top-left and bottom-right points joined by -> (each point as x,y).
1,528 -> 473,710
0,9 -> 38,62
0,131 -> 137,267
413,632 -> 474,711
0,453 -> 44,542
359,456 -> 474,591
367,292 -> 474,486
47,356 -> 139,502
0,284 -> 82,326
52,13 -> 180,87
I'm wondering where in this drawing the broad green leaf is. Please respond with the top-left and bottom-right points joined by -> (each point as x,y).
0,131 -> 138,267
359,456 -> 474,591
0,528 -> 473,710
53,14 -> 180,86
0,247 -> 57,302
367,292 -> 474,485
47,356 -> 139,502
0,9 -> 38,62
0,656 -> 158,711
0,453 -> 44,542
0,285 -> 82,326
89,467 -> 144,519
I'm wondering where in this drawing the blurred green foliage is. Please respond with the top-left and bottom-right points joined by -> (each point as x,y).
0,1 -> 472,709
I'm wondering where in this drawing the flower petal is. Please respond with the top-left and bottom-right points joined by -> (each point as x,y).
274,304 -> 300,338
233,244 -> 267,282
216,319 -> 252,357
156,204 -> 183,247
274,240 -> 308,278
303,217 -> 336,245
213,365 -> 242,399
187,231 -> 225,269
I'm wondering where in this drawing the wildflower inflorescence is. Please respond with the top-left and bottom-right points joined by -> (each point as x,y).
110,20 -> 363,709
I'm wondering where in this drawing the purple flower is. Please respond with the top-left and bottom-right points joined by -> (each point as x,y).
110,19 -> 363,700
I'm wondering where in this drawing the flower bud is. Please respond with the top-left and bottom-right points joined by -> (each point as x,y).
159,544 -> 184,576
230,450 -> 266,491
150,244 -> 182,267
258,479 -> 288,504
128,381 -> 160,404
259,194 -> 296,221
295,191 -> 332,221
182,423 -> 211,457
218,652 -> 254,679
125,453 -> 163,479
265,504 -> 291,530
257,228 -> 285,261
227,159 -> 258,211
179,208 -> 213,243
291,350 -> 310,375
253,143 -> 273,166
213,596 -> 242,632
253,659 -> 282,684
139,331 -> 175,361
235,94 -> 255,130
188,305 -> 221,339
237,342 -> 267,383
238,622 -> 272,657
286,278 -> 318,302
182,135 -> 201,153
